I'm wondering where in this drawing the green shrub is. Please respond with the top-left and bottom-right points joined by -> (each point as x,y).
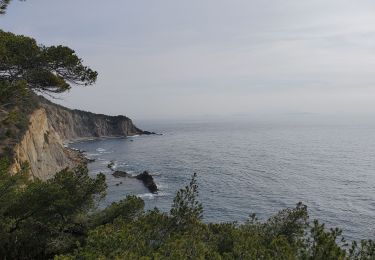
0,167 -> 373,259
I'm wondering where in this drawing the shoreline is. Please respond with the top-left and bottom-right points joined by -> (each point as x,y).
65,133 -> 156,166
63,132 -> 158,145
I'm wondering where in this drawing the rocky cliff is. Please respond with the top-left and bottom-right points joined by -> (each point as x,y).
11,96 -> 144,180
11,108 -> 84,180
39,97 -> 143,141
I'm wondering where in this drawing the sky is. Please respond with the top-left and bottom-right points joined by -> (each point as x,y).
2,0 -> 375,120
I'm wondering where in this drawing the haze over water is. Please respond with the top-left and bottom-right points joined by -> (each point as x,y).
4,1 -> 375,119
70,115 -> 375,241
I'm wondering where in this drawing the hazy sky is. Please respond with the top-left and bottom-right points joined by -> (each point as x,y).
2,0 -> 375,119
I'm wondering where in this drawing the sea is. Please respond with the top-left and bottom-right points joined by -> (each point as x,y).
69,115 -> 375,241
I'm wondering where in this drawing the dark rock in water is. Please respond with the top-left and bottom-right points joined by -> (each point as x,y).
112,170 -> 128,178
142,131 -> 156,135
136,171 -> 158,193
141,130 -> 163,135
107,160 -> 115,171
86,158 -> 95,162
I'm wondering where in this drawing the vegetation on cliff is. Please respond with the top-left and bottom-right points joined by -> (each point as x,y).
0,29 -> 97,158
0,0 -> 12,14
0,29 -> 142,178
0,29 -> 97,94
0,80 -> 38,157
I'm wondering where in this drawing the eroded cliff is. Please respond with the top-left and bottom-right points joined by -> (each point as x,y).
11,96 -> 144,180
40,97 -> 143,141
11,108 -> 82,179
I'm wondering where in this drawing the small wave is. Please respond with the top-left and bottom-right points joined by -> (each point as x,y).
155,183 -> 167,189
101,160 -> 111,166
126,171 -> 138,177
155,191 -> 170,197
119,162 -> 129,166
137,192 -> 169,200
137,193 -> 155,199
96,148 -> 106,152
86,153 -> 100,156
111,162 -> 118,170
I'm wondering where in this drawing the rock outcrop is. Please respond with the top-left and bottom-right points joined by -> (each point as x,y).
39,96 -> 143,141
11,96 -> 144,180
136,171 -> 158,193
112,170 -> 128,178
11,108 -> 84,179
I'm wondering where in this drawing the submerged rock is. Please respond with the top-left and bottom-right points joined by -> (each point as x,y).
140,131 -> 163,136
112,170 -> 128,178
86,158 -> 95,163
136,171 -> 158,193
107,160 -> 115,171
142,131 -> 156,135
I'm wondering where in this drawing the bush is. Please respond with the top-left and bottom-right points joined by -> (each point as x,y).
0,167 -> 374,259
0,165 -> 106,259
59,174 -> 375,259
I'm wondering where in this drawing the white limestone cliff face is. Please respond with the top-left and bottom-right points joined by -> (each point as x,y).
40,97 -> 143,141
10,97 -> 144,180
11,108 -> 81,180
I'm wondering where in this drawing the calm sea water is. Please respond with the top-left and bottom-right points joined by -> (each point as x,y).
70,116 -> 375,241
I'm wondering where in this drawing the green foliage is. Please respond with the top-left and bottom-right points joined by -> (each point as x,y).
0,165 -> 106,259
0,156 -> 29,213
0,30 -> 97,157
227,203 -> 308,259
0,170 -> 373,259
170,172 -> 203,228
2,109 -> 19,124
302,220 -> 347,259
0,0 -> 12,14
62,174 -> 375,260
0,30 -> 97,96
0,0 -> 24,15
0,80 -> 29,108
90,195 -> 145,227
68,209 -> 172,259
262,202 -> 309,247
349,239 -> 375,259
0,0 -> 26,15
0,25 -> 97,158
0,80 -> 38,157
